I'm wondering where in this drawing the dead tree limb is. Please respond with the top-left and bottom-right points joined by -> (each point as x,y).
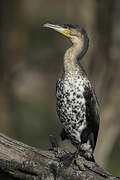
0,133 -> 119,180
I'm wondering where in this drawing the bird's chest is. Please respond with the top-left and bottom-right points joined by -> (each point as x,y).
56,75 -> 87,126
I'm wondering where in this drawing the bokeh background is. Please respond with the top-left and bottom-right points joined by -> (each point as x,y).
1,0 -> 120,176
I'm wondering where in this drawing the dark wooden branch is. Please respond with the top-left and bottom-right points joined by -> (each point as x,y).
0,133 -> 119,180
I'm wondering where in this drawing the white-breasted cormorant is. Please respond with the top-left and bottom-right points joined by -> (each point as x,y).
44,23 -> 100,165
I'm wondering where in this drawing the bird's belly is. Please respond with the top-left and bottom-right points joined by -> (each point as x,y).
56,77 -> 87,144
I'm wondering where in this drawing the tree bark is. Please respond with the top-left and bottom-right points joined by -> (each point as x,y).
0,133 -> 119,180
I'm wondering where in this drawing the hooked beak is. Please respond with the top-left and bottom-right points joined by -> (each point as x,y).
43,23 -> 70,37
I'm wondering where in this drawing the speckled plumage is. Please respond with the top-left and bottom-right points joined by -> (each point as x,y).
56,74 -> 87,145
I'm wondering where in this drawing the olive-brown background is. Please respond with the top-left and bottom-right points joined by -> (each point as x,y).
1,0 -> 120,176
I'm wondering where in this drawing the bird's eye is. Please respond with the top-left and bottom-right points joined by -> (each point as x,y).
70,29 -> 82,38
70,29 -> 80,37
70,29 -> 76,35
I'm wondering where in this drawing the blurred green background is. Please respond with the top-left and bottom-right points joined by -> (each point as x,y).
1,0 -> 120,177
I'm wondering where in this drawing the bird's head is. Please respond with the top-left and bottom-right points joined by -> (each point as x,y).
43,23 -> 89,45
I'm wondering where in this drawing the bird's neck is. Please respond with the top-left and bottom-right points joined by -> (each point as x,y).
64,39 -> 88,76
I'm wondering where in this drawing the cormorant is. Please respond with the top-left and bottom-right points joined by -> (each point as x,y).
44,23 -> 100,164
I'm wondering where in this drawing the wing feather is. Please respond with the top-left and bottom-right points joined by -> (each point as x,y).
82,85 -> 100,150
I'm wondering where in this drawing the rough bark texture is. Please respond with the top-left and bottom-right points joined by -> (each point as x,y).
0,133 -> 119,180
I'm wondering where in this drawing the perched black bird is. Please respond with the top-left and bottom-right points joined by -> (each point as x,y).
44,23 -> 100,163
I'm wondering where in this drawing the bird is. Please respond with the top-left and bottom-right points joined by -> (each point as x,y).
43,23 -> 100,165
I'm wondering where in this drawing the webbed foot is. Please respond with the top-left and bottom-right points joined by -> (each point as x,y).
60,150 -> 78,167
81,151 -> 95,162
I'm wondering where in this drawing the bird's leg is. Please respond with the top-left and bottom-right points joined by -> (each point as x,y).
49,135 -> 69,160
49,135 -> 59,152
60,128 -> 69,141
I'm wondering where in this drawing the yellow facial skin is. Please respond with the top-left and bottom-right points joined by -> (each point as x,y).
43,23 -> 71,38
56,28 -> 70,37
